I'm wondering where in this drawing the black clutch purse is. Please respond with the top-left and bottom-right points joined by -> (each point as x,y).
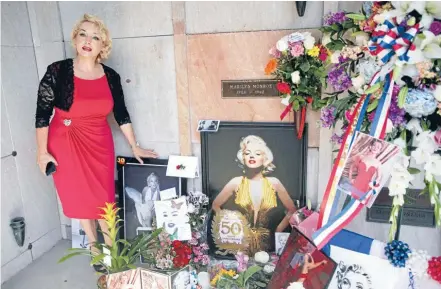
45,161 -> 56,176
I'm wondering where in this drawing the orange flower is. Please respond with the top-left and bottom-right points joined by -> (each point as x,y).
265,58 -> 277,75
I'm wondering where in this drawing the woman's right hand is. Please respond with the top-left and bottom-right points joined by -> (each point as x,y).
37,152 -> 58,174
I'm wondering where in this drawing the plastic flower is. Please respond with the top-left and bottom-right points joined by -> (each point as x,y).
307,46 -> 320,57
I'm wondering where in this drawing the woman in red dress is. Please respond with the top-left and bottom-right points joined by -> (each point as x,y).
35,14 -> 157,271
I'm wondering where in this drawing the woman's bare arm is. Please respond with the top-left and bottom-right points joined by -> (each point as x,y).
212,177 -> 240,213
272,178 -> 297,232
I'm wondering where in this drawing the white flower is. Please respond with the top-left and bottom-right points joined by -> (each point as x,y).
276,36 -> 289,52
408,31 -> 441,63
302,32 -> 315,50
393,137 -> 407,150
287,282 -> 305,289
389,179 -> 408,197
281,95 -> 291,106
411,147 -> 433,165
322,33 -> 331,46
434,85 -> 441,102
355,32 -> 370,47
263,264 -> 275,274
415,131 -> 438,153
385,118 -> 394,134
373,13 -> 386,24
351,75 -> 366,91
291,71 -> 301,84
390,169 -> 414,185
331,51 -> 341,64
394,153 -> 411,169
254,251 -> 270,264
424,154 -> 441,177
405,118 -> 423,135
187,203 -> 196,213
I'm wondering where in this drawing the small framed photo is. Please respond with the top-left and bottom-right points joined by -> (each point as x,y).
275,232 -> 290,256
197,120 -> 220,132
117,157 -> 187,240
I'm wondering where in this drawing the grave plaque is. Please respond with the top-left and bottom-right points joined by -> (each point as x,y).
366,188 -> 435,228
221,79 -> 280,98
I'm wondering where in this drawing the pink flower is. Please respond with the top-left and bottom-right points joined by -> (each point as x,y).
290,43 -> 304,57
269,46 -> 282,58
434,129 -> 441,146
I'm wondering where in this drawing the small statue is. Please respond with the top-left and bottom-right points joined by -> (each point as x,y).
187,270 -> 200,289
236,251 -> 249,273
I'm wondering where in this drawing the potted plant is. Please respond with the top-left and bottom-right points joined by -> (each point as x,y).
58,203 -> 162,288
214,265 -> 262,289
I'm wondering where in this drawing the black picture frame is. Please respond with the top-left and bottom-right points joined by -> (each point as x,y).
116,156 -> 187,240
201,121 -> 308,258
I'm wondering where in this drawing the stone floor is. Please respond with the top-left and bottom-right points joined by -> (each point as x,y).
2,240 -> 99,289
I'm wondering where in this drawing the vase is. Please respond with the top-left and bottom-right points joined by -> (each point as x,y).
10,217 -> 25,247
296,1 -> 307,17
97,275 -> 107,289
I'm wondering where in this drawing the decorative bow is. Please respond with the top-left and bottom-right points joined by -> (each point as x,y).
368,17 -> 420,64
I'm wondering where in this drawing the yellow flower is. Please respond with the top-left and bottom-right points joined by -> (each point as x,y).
307,45 -> 320,57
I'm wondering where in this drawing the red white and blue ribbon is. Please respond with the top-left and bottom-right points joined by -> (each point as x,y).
313,72 -> 395,249
368,17 -> 419,64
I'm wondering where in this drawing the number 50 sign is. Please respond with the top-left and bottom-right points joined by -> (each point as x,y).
212,210 -> 250,254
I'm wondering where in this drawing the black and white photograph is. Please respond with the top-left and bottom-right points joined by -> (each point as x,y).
201,122 -> 307,257
275,232 -> 290,256
117,157 -> 187,240
337,132 -> 400,207
197,120 -> 220,132
170,268 -> 190,289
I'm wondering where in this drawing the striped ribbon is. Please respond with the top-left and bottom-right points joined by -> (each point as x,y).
368,17 -> 419,64
313,72 -> 395,249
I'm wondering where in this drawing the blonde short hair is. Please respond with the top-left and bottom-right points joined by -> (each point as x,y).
70,14 -> 112,63
237,135 -> 275,173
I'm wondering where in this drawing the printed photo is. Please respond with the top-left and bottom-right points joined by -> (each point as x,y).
197,120 -> 220,132
107,268 -> 141,289
117,157 -> 186,240
337,132 -> 400,208
275,232 -> 290,256
154,196 -> 192,241
171,269 -> 190,289
140,269 -> 169,289
328,246 -> 406,289
268,228 -> 337,289
202,122 -> 307,257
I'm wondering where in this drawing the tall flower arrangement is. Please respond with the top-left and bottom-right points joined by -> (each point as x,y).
265,31 -> 330,138
318,1 -> 441,237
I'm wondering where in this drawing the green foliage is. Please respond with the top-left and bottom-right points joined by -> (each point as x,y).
216,266 -> 263,289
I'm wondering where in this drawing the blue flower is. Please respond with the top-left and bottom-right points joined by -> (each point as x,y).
404,89 -> 438,118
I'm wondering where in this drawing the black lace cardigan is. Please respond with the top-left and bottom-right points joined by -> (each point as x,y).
35,58 -> 132,128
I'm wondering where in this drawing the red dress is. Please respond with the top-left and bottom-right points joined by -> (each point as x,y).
48,75 -> 115,219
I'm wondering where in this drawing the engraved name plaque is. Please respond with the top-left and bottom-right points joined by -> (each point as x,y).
221,80 -> 280,98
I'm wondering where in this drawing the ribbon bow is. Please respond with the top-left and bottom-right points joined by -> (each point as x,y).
368,17 -> 420,64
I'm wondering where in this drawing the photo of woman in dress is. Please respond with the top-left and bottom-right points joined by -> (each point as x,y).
337,132 -> 400,206
212,135 -> 297,255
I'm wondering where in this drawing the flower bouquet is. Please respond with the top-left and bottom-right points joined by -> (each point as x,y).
265,31 -> 330,138
318,1 -> 441,238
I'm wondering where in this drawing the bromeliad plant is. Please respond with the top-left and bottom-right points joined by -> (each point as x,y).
58,202 -> 162,275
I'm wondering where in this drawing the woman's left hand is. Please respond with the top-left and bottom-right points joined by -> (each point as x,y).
132,146 -> 158,163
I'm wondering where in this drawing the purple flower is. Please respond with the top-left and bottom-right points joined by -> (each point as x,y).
321,106 -> 336,128
389,85 -> 406,126
368,112 -> 375,122
331,133 -> 343,145
429,21 -> 441,36
324,11 -> 347,26
327,66 -> 352,91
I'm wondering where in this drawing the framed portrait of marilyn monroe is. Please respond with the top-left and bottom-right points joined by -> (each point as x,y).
201,122 -> 308,258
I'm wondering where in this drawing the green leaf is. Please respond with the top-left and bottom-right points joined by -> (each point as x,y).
326,40 -> 345,51
331,24 -> 340,31
398,86 -> 408,108
243,265 -> 262,285
365,82 -> 381,94
58,251 -> 92,263
367,99 -> 379,112
91,253 -> 106,265
127,264 -> 137,270
407,167 -> 421,174
346,13 -> 366,21
300,61 -> 311,72
292,99 -> 300,111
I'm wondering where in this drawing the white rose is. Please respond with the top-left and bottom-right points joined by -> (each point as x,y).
281,95 -> 291,106
331,51 -> 341,64
276,36 -> 289,52
434,85 -> 441,102
386,118 -> 394,134
351,75 -> 366,90
254,251 -> 270,264
322,33 -> 332,46
303,35 -> 315,50
291,71 -> 301,84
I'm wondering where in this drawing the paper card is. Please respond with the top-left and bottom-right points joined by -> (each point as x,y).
328,246 -> 405,289
107,268 -> 141,289
336,131 -> 401,208
160,187 -> 177,200
197,120 -> 220,132
166,155 -> 199,179
154,196 -> 192,241
296,212 -> 319,240
275,232 -> 290,256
